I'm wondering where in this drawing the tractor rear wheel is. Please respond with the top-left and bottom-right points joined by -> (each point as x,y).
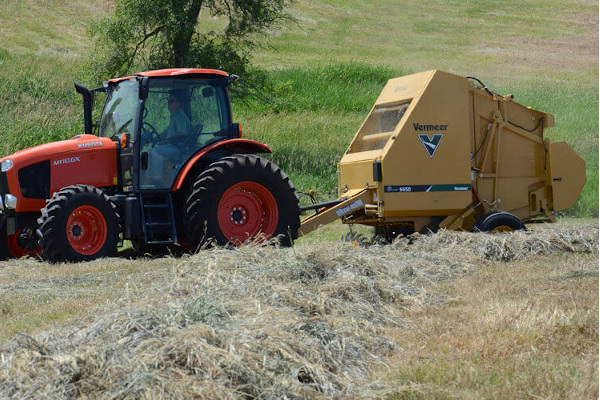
473,211 -> 525,233
185,154 -> 300,249
37,185 -> 120,262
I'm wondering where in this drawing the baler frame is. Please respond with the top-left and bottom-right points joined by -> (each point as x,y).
299,70 -> 585,237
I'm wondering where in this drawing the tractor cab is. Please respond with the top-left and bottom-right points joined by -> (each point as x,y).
0,68 -> 300,262
95,69 -> 239,191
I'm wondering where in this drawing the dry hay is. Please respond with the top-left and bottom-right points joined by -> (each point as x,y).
0,221 -> 597,399
403,220 -> 598,262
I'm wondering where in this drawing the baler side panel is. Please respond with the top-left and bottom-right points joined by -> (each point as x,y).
380,70 -> 472,216
471,90 -> 550,220
338,71 -> 433,195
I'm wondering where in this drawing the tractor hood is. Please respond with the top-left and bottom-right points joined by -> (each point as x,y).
4,135 -> 116,169
1,135 -> 118,213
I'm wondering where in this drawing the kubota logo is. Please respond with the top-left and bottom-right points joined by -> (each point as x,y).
53,157 -> 80,166
78,141 -> 103,149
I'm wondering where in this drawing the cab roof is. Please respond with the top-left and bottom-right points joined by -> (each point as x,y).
108,68 -> 229,84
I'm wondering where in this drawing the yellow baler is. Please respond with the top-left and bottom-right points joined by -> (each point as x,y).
300,70 -> 586,237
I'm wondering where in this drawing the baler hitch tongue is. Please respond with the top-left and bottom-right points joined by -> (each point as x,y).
298,190 -> 371,236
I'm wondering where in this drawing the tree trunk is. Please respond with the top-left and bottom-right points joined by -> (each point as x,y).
172,0 -> 203,66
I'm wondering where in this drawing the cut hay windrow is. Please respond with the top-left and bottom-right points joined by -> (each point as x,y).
404,221 -> 598,262
0,222 -> 597,399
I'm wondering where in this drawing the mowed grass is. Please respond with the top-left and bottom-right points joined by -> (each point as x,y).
0,221 -> 597,398
0,257 -> 174,340
387,251 -> 598,399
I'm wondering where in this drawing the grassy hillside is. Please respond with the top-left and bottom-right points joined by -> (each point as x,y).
0,0 -> 597,215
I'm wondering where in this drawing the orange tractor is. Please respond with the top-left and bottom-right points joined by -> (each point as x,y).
0,68 -> 300,261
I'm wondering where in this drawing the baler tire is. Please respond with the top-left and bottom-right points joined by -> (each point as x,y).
37,185 -> 120,262
473,211 -> 525,233
185,154 -> 300,249
374,225 -> 414,244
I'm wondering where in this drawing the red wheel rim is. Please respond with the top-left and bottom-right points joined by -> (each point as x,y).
66,205 -> 108,255
217,181 -> 278,245
7,229 -> 41,258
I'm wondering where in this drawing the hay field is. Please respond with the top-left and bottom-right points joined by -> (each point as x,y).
0,220 -> 597,399
0,0 -> 597,397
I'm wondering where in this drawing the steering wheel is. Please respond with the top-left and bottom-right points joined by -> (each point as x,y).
142,122 -> 160,145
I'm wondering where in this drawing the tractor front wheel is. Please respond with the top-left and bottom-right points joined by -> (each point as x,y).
185,155 -> 300,249
37,185 -> 120,262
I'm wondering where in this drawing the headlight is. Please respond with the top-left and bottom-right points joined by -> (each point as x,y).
4,194 -> 17,209
1,159 -> 13,172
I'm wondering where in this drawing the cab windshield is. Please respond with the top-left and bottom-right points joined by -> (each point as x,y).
98,80 -> 139,140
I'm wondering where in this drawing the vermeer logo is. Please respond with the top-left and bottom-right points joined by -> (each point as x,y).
414,123 -> 446,158
418,134 -> 444,158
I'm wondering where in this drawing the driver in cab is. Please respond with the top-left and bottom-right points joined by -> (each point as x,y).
144,90 -> 192,188
160,91 -> 192,143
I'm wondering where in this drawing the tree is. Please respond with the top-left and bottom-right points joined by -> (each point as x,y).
88,0 -> 288,80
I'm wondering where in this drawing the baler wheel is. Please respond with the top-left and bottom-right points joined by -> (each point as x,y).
185,154 -> 300,249
373,225 -> 414,244
37,185 -> 120,262
473,211 -> 525,233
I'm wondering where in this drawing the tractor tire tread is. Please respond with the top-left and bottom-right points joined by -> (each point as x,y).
37,185 -> 121,262
185,154 -> 300,249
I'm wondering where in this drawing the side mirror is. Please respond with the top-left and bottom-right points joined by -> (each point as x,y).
139,77 -> 150,99
231,123 -> 242,138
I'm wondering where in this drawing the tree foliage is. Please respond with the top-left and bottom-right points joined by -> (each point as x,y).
88,0 -> 288,81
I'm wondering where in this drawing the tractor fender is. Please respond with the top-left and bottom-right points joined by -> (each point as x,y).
172,138 -> 272,191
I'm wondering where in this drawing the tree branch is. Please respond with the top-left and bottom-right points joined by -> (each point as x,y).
124,24 -> 165,74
